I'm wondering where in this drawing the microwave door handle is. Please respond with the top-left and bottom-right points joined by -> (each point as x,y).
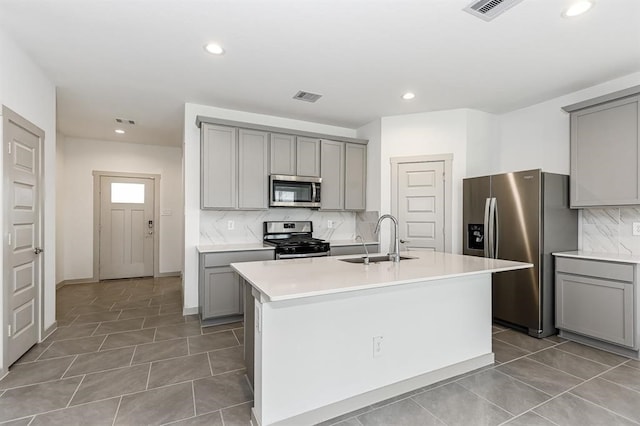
312,183 -> 317,203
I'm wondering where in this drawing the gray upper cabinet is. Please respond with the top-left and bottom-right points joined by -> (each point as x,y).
296,137 -> 321,177
320,140 -> 345,210
201,124 -> 237,209
238,129 -> 269,209
566,91 -> 640,207
345,143 -> 367,210
270,133 -> 296,175
201,124 -> 268,210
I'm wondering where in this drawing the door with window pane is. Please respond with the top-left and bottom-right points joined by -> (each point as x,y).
99,176 -> 154,279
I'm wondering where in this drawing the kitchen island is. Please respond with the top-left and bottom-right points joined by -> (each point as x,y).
232,251 -> 531,426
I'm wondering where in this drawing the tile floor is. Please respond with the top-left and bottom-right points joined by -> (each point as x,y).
324,325 -> 640,426
1,277 -> 639,425
0,277 -> 252,425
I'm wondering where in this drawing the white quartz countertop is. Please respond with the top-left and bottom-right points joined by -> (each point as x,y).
197,243 -> 274,253
231,251 -> 531,302
553,251 -> 640,264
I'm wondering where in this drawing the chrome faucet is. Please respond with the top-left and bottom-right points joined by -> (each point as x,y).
374,214 -> 400,262
355,235 -> 370,265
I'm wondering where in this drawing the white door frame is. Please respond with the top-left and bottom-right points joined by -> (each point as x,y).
2,106 -> 45,371
390,154 -> 453,253
92,171 -> 161,281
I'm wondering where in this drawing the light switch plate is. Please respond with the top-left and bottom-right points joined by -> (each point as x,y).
633,222 -> 640,236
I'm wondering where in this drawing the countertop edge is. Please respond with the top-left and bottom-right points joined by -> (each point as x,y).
233,259 -> 532,303
197,244 -> 274,253
553,251 -> 640,264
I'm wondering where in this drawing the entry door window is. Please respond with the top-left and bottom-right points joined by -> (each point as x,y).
111,183 -> 145,203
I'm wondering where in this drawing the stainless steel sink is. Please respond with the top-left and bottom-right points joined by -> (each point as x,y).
339,255 -> 416,264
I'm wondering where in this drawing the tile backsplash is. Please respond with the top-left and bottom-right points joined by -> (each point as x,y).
581,207 -> 640,255
200,209 -> 379,244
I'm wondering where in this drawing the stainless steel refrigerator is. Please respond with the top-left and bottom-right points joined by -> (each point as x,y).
463,169 -> 578,338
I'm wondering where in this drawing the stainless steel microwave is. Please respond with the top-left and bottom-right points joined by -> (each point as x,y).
269,175 -> 321,208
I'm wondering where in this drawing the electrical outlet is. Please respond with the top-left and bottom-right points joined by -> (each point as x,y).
227,220 -> 235,230
634,222 -> 640,236
373,336 -> 383,358
327,220 -> 333,229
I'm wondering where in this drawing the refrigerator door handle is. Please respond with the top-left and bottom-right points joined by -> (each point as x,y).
488,197 -> 497,258
483,198 -> 491,257
492,197 -> 499,258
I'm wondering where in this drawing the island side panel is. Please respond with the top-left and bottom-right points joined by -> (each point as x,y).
254,274 -> 493,425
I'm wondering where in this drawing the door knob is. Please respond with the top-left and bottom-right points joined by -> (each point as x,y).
34,247 -> 43,254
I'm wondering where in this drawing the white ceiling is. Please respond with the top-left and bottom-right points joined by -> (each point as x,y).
1,0 -> 639,147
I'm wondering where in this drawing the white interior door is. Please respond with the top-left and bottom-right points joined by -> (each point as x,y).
396,161 -> 445,252
3,108 -> 43,366
99,176 -> 154,280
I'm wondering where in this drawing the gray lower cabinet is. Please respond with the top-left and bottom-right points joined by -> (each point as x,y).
330,244 -> 379,257
201,124 -> 269,210
202,267 -> 241,318
565,91 -> 640,207
556,257 -> 636,349
199,249 -> 274,323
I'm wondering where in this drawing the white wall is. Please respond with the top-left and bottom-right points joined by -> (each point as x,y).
497,72 -> 640,174
466,110 -> 500,177
58,137 -> 183,281
0,28 -> 56,371
56,132 -> 66,284
378,109 -> 472,254
183,103 -> 358,313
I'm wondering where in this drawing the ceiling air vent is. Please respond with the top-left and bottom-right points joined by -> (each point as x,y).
293,91 -> 322,103
115,118 -> 136,125
463,0 -> 525,21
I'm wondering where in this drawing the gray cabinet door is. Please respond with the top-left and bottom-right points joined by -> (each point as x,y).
570,95 -> 640,207
556,271 -> 635,348
345,143 -> 367,210
201,124 -> 237,209
202,266 -> 242,319
320,140 -> 345,210
238,129 -> 269,209
270,133 -> 296,175
296,137 -> 321,177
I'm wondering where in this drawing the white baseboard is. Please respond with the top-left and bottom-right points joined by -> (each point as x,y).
183,306 -> 199,316
156,271 -> 181,278
56,277 -> 97,289
43,321 -> 57,340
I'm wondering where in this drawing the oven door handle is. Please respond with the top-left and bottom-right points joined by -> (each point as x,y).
277,252 -> 329,259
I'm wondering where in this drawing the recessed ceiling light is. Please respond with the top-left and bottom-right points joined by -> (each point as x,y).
115,129 -> 125,134
402,92 -> 416,100
562,0 -> 594,17
204,42 -> 225,55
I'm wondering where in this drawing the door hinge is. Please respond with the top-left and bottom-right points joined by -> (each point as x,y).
7,325 -> 11,337
7,233 -> 11,246
7,142 -> 11,155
